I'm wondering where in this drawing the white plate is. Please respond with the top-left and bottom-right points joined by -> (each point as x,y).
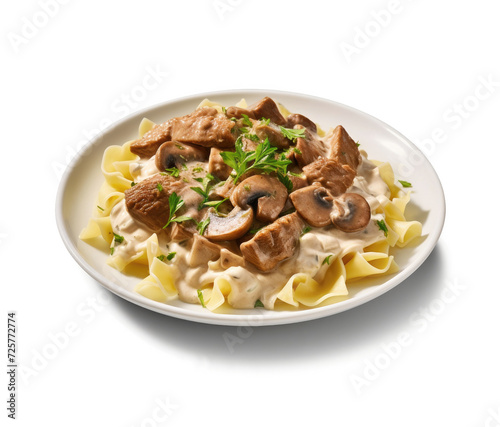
56,90 -> 446,326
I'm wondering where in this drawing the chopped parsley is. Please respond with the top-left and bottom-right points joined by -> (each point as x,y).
156,182 -> 163,192
301,226 -> 312,236
398,180 -> 412,188
220,137 -> 291,184
241,113 -> 253,128
162,192 -> 193,229
279,126 -> 306,143
196,217 -> 210,236
197,289 -> 206,308
322,254 -> 333,265
162,167 -> 180,178
254,299 -> 264,308
113,233 -> 124,244
97,205 -> 104,212
376,219 -> 389,237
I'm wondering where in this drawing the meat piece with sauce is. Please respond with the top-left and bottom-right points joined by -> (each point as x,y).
130,107 -> 237,157
326,125 -> 361,171
240,212 -> 304,271
124,174 -> 203,232
248,97 -> 287,126
130,122 -> 172,158
303,158 -> 356,197
169,107 -> 237,148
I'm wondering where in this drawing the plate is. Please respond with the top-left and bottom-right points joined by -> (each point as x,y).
56,90 -> 446,326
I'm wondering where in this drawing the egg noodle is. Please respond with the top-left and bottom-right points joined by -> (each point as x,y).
80,99 -> 422,311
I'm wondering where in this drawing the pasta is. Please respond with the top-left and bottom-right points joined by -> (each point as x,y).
80,97 -> 423,312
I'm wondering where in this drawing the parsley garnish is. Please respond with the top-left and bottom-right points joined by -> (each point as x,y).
97,205 -> 104,212
322,254 -> 333,265
398,180 -> 412,188
156,182 -> 163,192
113,233 -> 124,244
377,219 -> 389,237
254,299 -> 264,308
241,113 -> 253,128
196,217 -> 210,235
130,181 -> 137,187
220,137 -> 291,183
162,167 -> 180,178
166,252 -> 176,261
162,192 -> 193,229
197,289 -> 206,308
190,173 -> 217,210
279,126 -> 306,143
260,118 -> 271,126
301,226 -> 312,236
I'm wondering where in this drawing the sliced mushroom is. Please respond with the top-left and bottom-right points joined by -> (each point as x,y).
330,193 -> 371,232
240,212 -> 304,271
230,175 -> 288,223
226,106 -> 255,120
248,97 -> 287,126
204,208 -> 254,241
286,113 -> 317,133
155,141 -> 209,171
289,184 -> 335,227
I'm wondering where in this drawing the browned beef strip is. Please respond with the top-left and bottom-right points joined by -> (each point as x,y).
302,158 -> 356,197
130,122 -> 172,158
286,113 -> 317,133
326,125 -> 361,171
208,147 -> 233,181
225,106 -> 255,120
248,97 -> 287,126
294,125 -> 328,168
240,212 -> 304,271
169,107 -> 237,148
124,174 -> 204,232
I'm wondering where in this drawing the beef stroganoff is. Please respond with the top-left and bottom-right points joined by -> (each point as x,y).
80,97 -> 422,311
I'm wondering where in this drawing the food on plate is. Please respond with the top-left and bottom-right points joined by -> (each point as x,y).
80,97 -> 423,311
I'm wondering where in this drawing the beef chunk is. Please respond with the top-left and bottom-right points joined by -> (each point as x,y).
286,113 -> 317,133
130,122 -> 172,158
124,174 -> 186,232
240,212 -> 304,271
294,125 -> 328,168
326,125 -> 361,171
225,106 -> 255,120
254,121 -> 290,149
302,158 -> 356,197
248,97 -> 287,126
169,107 -> 237,148
208,147 -> 233,181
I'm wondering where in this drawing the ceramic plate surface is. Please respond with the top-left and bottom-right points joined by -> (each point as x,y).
56,90 -> 445,326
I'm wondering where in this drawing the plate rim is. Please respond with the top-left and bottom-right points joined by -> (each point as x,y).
55,88 -> 446,326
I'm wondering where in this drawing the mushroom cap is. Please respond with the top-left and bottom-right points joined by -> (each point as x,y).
204,207 -> 254,241
330,193 -> 371,232
289,184 -> 334,227
230,175 -> 288,223
155,141 -> 209,171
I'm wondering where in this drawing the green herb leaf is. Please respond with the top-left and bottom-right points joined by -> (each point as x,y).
196,217 -> 210,235
197,289 -> 206,308
163,167 -> 180,178
157,254 -> 166,261
156,182 -> 163,192
162,192 -> 192,229
254,299 -> 264,308
322,254 -> 333,265
260,118 -> 271,126
241,113 -> 253,128
301,226 -> 312,236
113,233 -> 124,244
376,219 -> 389,237
97,205 -> 104,212
166,252 -> 176,261
131,181 -> 137,187
398,180 -> 412,188
279,126 -> 306,143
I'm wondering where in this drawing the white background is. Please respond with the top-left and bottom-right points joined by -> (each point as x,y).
2,0 -> 500,426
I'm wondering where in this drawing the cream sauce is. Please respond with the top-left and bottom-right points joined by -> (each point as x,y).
109,153 -> 391,309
